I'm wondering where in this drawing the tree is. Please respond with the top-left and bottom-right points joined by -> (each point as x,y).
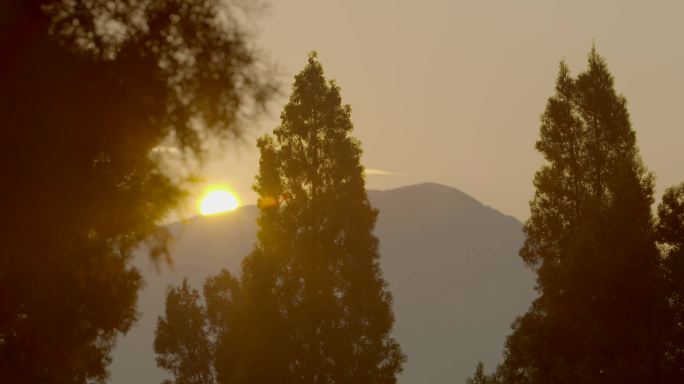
656,183 -> 684,383
466,362 -> 497,384
206,53 -> 405,383
155,280 -> 214,384
495,48 -> 663,383
0,1 -> 273,382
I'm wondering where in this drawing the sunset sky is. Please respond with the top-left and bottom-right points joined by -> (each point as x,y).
199,0 -> 684,221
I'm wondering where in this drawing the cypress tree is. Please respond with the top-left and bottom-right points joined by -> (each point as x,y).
210,53 -> 405,384
497,48 -> 663,383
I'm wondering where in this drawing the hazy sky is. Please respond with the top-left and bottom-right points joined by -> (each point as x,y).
196,0 -> 684,221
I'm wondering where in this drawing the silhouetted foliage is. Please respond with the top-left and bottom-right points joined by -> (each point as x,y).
494,48 -> 664,383
657,183 -> 684,382
155,280 -> 214,384
0,1 -> 272,382
466,362 -> 498,384
237,53 -> 404,383
156,54 -> 405,384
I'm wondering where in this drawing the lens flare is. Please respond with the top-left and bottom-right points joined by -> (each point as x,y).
198,187 -> 240,215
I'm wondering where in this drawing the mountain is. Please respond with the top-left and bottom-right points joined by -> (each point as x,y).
109,183 -> 535,383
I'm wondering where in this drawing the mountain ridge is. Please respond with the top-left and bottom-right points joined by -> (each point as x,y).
110,182 -> 535,384
167,182 -> 521,228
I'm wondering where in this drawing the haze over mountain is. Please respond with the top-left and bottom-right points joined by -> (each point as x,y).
110,183 -> 535,383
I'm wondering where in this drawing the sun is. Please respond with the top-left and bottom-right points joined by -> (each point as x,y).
198,187 -> 240,216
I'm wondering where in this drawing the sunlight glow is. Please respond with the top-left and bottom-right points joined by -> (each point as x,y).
198,187 -> 240,216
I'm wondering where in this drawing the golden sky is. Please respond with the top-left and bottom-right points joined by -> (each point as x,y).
199,0 -> 684,221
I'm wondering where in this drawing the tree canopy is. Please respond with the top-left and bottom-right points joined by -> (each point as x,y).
466,362 -> 497,384
155,54 -> 405,384
494,48 -> 663,384
155,280 -> 214,384
0,1 -> 273,382
245,52 -> 404,383
657,183 -> 684,382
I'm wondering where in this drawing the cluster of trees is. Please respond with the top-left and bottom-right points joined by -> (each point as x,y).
154,54 -> 405,384
0,1 -> 273,382
468,49 -> 684,384
2,2 -> 682,383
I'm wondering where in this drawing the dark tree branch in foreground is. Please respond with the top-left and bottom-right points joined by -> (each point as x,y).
0,1 -> 274,382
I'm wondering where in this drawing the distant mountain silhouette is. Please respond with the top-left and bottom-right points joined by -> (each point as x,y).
110,183 -> 535,383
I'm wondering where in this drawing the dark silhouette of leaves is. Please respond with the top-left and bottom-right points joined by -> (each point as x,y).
0,1 -> 273,382
494,48 -> 664,384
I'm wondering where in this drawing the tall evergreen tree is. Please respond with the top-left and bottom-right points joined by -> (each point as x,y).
209,53 -> 405,384
496,48 -> 663,383
656,183 -> 684,383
